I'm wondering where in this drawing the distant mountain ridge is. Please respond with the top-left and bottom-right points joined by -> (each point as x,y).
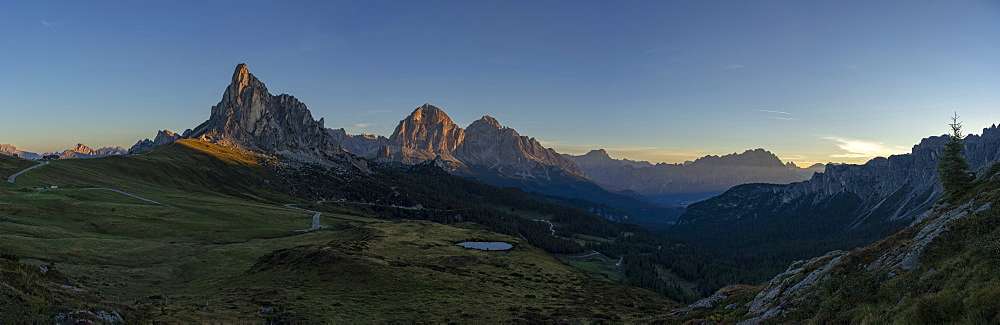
565,148 -> 819,206
1,143 -> 127,159
681,124 -> 1000,227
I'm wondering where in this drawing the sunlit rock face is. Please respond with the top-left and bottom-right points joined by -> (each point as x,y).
128,64 -> 366,170
388,104 -> 466,165
332,106 -> 587,180
188,64 -> 345,159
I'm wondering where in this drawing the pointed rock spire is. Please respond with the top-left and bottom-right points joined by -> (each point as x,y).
182,64 -> 361,167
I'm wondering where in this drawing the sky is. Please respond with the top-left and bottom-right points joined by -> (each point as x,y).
1,1 -> 998,166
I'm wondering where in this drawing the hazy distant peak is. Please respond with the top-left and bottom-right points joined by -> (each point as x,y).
583,149 -> 612,159
690,148 -> 784,167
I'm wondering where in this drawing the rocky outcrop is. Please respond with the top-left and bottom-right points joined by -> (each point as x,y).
128,130 -> 183,154
738,250 -> 847,324
566,148 -> 813,206
732,198 -> 990,324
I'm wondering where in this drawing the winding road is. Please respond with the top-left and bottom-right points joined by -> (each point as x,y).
532,218 -> 556,236
6,161 -> 46,183
284,204 -> 326,232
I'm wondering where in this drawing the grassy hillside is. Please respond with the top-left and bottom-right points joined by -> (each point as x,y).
0,140 -> 675,321
0,153 -> 39,179
662,162 -> 1000,323
15,139 -> 295,204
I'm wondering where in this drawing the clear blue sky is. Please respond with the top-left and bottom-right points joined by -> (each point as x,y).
1,1 -> 998,165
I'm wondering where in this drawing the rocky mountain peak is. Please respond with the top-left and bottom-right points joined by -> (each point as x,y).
72,143 -> 94,155
466,115 -> 511,135
475,115 -> 502,129
177,64 -> 364,169
388,104 -> 465,163
408,103 -> 449,122
232,63 -> 251,89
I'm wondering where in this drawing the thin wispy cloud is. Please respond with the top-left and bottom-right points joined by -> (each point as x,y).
724,64 -> 746,70
644,47 -> 663,54
756,109 -> 791,115
353,123 -> 370,128
756,109 -> 793,120
823,136 -> 908,159
41,20 -> 66,32
845,65 -> 859,71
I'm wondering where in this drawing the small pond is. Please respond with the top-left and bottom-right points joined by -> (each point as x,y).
456,241 -> 513,251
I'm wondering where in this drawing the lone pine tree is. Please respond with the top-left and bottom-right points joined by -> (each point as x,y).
936,112 -> 972,203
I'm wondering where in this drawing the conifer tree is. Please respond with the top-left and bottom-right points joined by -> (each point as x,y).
936,112 -> 972,202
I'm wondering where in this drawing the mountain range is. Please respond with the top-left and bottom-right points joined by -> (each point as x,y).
329,104 -> 684,225
0,143 -> 127,160
330,104 -> 587,180
565,148 -> 825,206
